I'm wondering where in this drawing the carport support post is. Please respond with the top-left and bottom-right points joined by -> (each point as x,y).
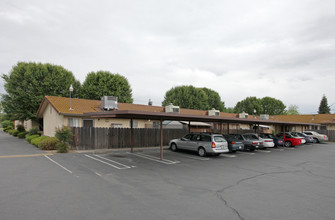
160,119 -> 163,160
227,123 -> 230,134
131,118 -> 134,153
220,122 -> 222,134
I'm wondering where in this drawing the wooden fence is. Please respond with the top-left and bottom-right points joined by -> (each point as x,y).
70,127 -> 188,150
70,127 -> 258,150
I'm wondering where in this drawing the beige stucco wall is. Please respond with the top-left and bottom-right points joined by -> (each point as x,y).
43,104 -> 64,137
93,118 -> 153,128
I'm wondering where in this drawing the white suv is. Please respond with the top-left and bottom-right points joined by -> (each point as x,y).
303,131 -> 328,143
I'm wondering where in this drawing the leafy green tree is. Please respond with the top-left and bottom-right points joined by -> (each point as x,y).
201,88 -> 225,111
1,62 -> 81,121
318,95 -> 330,114
234,96 -> 286,115
81,71 -> 133,103
260,96 -> 286,115
285,105 -> 299,115
162,86 -> 209,110
234,97 -> 263,115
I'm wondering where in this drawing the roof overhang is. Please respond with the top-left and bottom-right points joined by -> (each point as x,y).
84,110 -> 320,126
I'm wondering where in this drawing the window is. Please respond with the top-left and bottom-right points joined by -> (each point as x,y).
129,120 -> 138,128
200,135 -> 211,142
83,119 -> 93,127
111,123 -> 123,128
320,125 -> 327,130
68,118 -> 79,127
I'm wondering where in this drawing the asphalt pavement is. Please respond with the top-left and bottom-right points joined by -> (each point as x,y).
0,131 -> 335,220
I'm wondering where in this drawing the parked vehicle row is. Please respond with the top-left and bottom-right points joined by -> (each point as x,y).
169,131 -> 327,157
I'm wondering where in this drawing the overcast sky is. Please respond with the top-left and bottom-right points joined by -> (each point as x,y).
1,0 -> 335,114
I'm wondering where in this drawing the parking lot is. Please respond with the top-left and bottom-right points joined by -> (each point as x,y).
1,131 -> 335,220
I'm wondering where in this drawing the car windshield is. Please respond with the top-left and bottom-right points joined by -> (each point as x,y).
214,136 -> 225,142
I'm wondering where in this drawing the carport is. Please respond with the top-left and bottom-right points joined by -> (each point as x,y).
85,110 -> 319,160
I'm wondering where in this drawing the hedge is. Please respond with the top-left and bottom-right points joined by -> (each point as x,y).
12,130 -> 20,137
31,136 -> 48,147
38,137 -> 60,150
26,135 -> 41,144
18,132 -> 28,139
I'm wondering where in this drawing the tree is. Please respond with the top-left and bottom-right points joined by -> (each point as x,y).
234,96 -> 286,115
260,97 -> 286,115
1,62 -> 81,121
81,71 -> 133,103
162,86 -> 210,110
234,97 -> 263,115
285,105 -> 299,115
318,95 -> 330,114
201,88 -> 225,111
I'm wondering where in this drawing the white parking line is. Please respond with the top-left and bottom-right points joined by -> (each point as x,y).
271,148 -> 284,151
237,151 -> 255,155
257,150 -> 271,153
44,155 -> 73,174
84,154 -> 131,170
285,147 -> 296,150
220,154 -> 236,158
93,154 -> 132,169
167,153 -> 210,161
127,152 -> 180,164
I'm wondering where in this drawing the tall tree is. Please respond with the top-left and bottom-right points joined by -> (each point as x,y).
81,71 -> 133,103
234,97 -> 263,115
318,95 -> 330,114
260,96 -> 286,115
1,62 -> 81,121
162,86 -> 211,110
201,88 -> 225,111
286,105 -> 299,115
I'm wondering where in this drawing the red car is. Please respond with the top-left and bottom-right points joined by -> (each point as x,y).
276,133 -> 301,147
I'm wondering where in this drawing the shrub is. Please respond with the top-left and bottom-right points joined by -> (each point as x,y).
26,134 -> 40,143
17,125 -> 25,132
31,136 -> 48,147
18,132 -> 28,139
55,126 -> 72,143
38,137 -> 60,150
12,130 -> 20,136
28,128 -> 40,136
4,125 -> 14,132
2,120 -> 13,130
56,142 -> 69,153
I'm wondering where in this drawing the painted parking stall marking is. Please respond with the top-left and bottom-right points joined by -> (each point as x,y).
236,151 -> 255,155
166,152 -> 210,161
44,155 -> 73,174
127,152 -> 180,164
220,154 -> 236,158
256,149 -> 271,153
85,154 -> 132,170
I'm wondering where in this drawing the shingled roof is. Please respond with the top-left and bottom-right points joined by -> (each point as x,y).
36,96 -> 240,118
269,114 -> 335,125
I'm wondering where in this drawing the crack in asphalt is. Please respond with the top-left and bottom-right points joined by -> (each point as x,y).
215,170 -> 301,220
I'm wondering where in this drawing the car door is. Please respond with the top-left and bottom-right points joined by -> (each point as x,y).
178,134 -> 193,150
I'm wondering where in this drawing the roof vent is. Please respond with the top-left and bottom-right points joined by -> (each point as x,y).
165,103 -> 180,113
239,112 -> 249,119
260,114 -> 269,120
208,108 -> 220,116
101,96 -> 118,111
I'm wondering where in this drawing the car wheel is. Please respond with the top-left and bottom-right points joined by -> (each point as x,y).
198,147 -> 206,157
314,138 -> 319,143
249,148 -> 255,152
284,141 -> 292,147
170,143 -> 178,152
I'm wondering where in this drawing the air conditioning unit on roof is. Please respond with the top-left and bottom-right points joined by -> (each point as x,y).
165,103 -> 180,113
239,112 -> 249,119
101,96 -> 118,111
260,114 -> 269,120
208,108 -> 220,116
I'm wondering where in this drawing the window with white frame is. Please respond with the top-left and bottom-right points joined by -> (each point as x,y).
68,118 -> 79,127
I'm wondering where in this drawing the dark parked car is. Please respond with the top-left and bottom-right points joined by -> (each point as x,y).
228,134 -> 262,151
260,133 -> 284,147
223,134 -> 245,152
